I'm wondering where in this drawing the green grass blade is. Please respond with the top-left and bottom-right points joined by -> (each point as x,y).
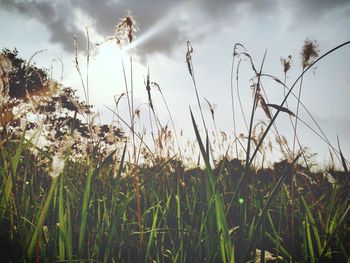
301,196 -> 322,256
66,196 -> 73,262
241,152 -> 302,262
190,108 -> 234,263
103,193 -> 135,263
305,216 -> 315,263
319,201 -> 350,260
78,164 -> 94,257
103,142 -> 129,263
27,176 -> 59,260
11,128 -> 27,176
176,182 -> 184,262
146,204 -> 159,261
58,173 -> 65,260
190,108 -> 210,168
1,129 -> 27,223
264,232 -> 291,261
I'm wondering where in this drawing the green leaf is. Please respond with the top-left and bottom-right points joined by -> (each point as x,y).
78,164 -> 95,257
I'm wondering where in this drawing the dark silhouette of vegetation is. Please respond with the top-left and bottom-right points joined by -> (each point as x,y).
1,48 -> 50,100
0,41 -> 349,263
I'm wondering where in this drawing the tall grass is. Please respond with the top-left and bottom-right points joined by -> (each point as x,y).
0,19 -> 349,262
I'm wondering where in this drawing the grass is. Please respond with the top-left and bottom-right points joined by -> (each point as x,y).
0,17 -> 350,262
0,130 -> 350,262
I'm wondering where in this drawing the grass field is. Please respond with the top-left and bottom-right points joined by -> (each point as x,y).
0,17 -> 350,262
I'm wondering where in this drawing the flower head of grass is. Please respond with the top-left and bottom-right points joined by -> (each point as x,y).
301,39 -> 319,68
186,41 -> 194,76
50,155 -> 64,178
280,55 -> 292,74
115,15 -> 138,47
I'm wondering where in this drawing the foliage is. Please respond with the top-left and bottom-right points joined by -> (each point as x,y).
0,49 -> 124,161
1,37 -> 350,263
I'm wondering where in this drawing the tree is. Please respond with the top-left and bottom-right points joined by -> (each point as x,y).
0,48 -> 124,163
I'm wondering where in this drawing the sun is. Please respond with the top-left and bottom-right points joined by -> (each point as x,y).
87,42 -> 146,110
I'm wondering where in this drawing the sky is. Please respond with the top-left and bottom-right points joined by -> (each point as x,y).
1,0 -> 350,165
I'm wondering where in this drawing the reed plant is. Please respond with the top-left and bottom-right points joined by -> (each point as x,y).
0,17 -> 349,262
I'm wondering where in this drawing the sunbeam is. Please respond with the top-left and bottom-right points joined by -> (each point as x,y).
121,2 -> 189,53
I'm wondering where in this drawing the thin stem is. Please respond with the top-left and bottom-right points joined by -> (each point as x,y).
248,40 -> 350,167
186,41 -> 207,134
230,52 -> 239,157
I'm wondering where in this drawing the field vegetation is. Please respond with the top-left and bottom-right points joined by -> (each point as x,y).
0,17 -> 349,262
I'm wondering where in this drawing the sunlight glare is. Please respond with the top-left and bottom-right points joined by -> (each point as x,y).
121,2 -> 188,53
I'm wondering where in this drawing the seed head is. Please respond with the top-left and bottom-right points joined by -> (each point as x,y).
50,155 -> 64,178
115,15 -> 138,47
301,39 -> 319,68
280,55 -> 292,74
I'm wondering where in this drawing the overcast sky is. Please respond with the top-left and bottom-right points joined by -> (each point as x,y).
1,0 -> 350,165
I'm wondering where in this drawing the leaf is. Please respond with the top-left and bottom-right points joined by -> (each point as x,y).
272,76 -> 285,85
266,104 -> 295,117
190,108 -> 234,263
302,196 -> 322,257
337,136 -> 349,174
241,152 -> 302,262
28,176 -> 59,259
319,202 -> 350,260
78,164 -> 95,257
259,95 -> 272,119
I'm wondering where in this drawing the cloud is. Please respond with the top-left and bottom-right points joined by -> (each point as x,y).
1,0 -> 349,62
292,0 -> 350,16
1,0 -> 87,53
71,0 -> 187,60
